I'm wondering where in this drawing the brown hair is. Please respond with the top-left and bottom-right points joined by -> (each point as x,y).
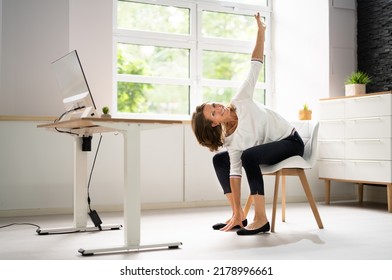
191,103 -> 224,152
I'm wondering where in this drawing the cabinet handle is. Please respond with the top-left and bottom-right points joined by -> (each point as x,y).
347,139 -> 381,143
349,117 -> 382,122
350,160 -> 383,165
353,95 -> 382,101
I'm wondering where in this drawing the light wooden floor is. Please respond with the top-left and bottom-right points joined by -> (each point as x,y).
0,201 -> 391,260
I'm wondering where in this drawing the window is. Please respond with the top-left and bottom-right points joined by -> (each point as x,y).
114,0 -> 271,119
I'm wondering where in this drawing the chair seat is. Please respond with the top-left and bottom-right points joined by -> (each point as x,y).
260,155 -> 312,174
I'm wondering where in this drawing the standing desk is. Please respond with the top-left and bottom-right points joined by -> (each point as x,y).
37,117 -> 183,255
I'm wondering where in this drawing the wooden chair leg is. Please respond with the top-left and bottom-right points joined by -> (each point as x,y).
271,170 -> 281,233
281,175 -> 286,222
243,195 -> 253,218
298,170 -> 324,229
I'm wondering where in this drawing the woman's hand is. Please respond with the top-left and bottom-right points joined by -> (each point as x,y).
252,12 -> 266,61
221,215 -> 244,231
255,12 -> 266,32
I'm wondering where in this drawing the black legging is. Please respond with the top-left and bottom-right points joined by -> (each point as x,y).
212,131 -> 305,195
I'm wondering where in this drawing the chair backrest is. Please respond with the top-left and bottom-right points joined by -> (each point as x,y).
291,120 -> 319,167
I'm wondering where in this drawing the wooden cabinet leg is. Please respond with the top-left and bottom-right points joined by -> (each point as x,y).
282,176 -> 286,222
387,184 -> 392,213
358,183 -> 364,203
324,179 -> 331,205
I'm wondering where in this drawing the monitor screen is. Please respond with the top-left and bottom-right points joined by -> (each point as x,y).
51,50 -> 96,120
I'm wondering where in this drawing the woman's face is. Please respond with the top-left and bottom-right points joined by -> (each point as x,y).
202,102 -> 230,127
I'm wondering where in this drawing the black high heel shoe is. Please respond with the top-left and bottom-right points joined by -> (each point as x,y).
236,222 -> 270,235
212,219 -> 248,230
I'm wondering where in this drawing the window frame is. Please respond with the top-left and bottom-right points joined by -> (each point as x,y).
113,0 -> 271,120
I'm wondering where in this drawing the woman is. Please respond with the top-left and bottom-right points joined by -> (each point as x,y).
191,13 -> 304,235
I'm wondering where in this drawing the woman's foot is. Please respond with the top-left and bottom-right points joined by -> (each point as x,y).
236,218 -> 270,235
243,220 -> 268,230
236,221 -> 270,235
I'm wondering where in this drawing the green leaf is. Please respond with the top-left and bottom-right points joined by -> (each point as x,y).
345,71 -> 372,84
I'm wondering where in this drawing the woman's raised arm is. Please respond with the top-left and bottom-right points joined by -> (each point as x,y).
251,12 -> 266,62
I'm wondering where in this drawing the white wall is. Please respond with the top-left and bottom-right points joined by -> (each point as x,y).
0,0 -> 112,116
0,0 -> 69,116
329,0 -> 357,97
68,0 -> 113,112
0,121 -> 73,211
272,0 -> 329,121
0,0 -> 2,93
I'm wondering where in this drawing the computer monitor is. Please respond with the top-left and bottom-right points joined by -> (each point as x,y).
51,50 -> 97,121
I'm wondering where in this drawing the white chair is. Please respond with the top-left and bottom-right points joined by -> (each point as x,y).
243,120 -> 324,232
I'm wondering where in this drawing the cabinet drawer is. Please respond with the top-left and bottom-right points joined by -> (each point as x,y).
320,99 -> 345,120
346,138 -> 392,160
345,160 -> 392,183
345,116 -> 391,139
345,94 -> 392,118
319,120 -> 345,139
319,140 -> 345,159
318,159 -> 345,179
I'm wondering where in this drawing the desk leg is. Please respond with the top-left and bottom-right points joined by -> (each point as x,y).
78,124 -> 182,255
123,124 -> 141,246
37,137 -> 121,235
74,136 -> 88,228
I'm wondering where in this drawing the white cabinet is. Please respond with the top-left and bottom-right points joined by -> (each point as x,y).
318,92 -> 392,212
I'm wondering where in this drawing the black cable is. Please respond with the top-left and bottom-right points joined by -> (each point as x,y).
54,106 -> 86,136
55,106 -> 86,123
0,222 -> 41,231
87,134 -> 103,230
0,222 -> 83,235
87,134 -> 102,211
54,127 -> 79,136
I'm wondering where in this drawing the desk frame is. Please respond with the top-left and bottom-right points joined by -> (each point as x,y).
38,117 -> 183,255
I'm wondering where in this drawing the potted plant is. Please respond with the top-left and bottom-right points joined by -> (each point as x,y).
101,106 -> 111,118
344,71 -> 371,96
299,103 -> 312,120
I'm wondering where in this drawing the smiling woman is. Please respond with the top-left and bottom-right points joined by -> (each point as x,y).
202,103 -> 232,127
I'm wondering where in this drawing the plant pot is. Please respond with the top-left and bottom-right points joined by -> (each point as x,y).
345,84 -> 366,96
101,113 -> 112,118
299,110 -> 312,120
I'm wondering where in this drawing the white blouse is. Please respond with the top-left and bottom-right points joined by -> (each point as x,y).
224,60 -> 293,177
